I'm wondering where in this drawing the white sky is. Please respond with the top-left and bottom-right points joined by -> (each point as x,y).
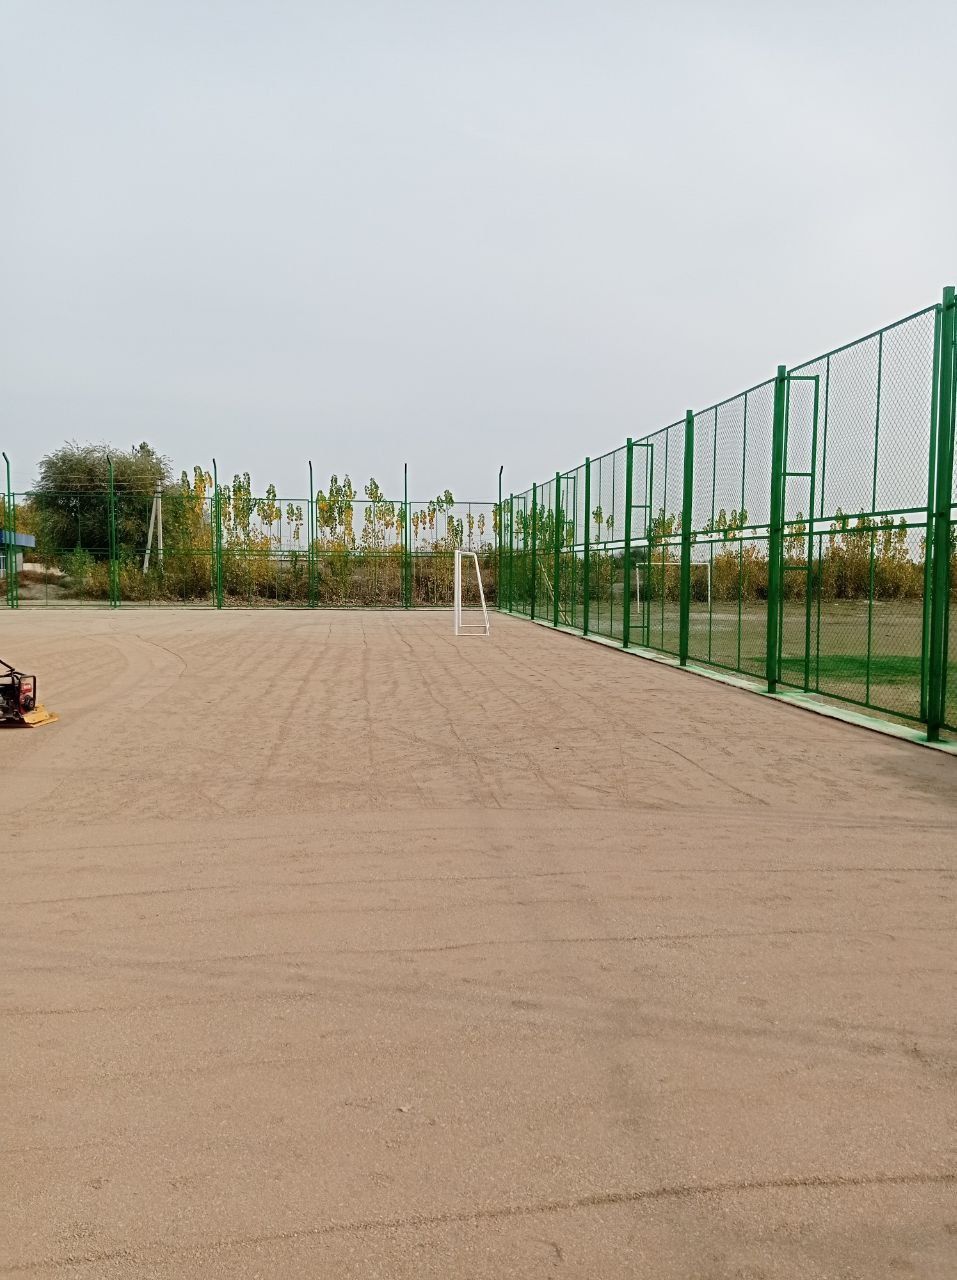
2,0 -> 955,500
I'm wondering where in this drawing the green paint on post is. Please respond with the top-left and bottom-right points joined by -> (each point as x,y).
678,414 -> 694,666
508,493 -> 514,613
106,455 -> 119,608
582,458 -> 591,636
706,409 -> 717,663
210,460 -> 218,603
865,332 -> 883,704
212,458 -> 224,609
803,375 -> 820,693
403,463 -> 411,609
530,482 -> 538,621
641,441 -> 653,648
766,366 -> 788,691
927,285 -> 956,740
308,460 -> 317,608
622,439 -> 634,649
497,466 -> 504,613
552,471 -> 561,627
920,306 -> 942,721
737,394 -> 748,672
782,374 -> 822,693
815,357 -> 831,694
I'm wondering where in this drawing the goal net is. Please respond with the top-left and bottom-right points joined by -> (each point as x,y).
453,550 -> 490,636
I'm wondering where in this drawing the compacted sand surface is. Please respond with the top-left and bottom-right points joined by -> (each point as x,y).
2,609 -> 955,1278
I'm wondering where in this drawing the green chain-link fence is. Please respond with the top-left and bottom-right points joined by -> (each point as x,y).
0,459 -> 497,612
500,287 -> 957,742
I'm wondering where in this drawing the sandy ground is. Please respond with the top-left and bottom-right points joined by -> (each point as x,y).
1,608 -> 955,1279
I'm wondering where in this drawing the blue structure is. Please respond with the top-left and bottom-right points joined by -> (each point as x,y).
0,530 -> 35,574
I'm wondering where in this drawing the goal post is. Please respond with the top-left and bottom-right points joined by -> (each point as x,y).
453,549 -> 490,636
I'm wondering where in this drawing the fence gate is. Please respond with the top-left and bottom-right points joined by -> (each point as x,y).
777,373 -> 821,691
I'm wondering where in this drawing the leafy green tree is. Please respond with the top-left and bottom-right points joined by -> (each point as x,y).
31,442 -> 171,560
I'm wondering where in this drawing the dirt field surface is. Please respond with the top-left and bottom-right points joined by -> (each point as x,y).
2,609 -> 956,1279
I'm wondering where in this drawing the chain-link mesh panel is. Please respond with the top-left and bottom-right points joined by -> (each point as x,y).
556,467 -> 583,629
314,551 -> 404,607
585,446 -> 627,642
685,384 -> 774,676
785,307 -> 939,721
220,489 -> 311,605
530,477 -> 549,620
104,487 -> 216,605
407,499 -> 497,608
636,422 -> 684,656
510,489 -> 533,616
689,405 -> 718,668
494,298 -> 951,738
7,479 -> 497,609
15,488 -> 115,604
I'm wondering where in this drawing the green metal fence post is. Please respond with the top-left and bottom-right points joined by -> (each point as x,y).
678,415 -> 694,666
212,458 -> 224,608
582,458 -> 591,636
2,452 -> 17,609
106,454 -> 119,608
210,458 -> 218,604
497,466 -> 504,612
927,285 -> 956,740
766,366 -> 788,692
508,493 -> 514,613
530,482 -> 538,621
552,471 -> 561,626
403,462 -> 411,609
622,439 -> 634,649
920,306 -> 942,721
218,477 -> 224,609
11,489 -> 18,609
308,460 -> 317,607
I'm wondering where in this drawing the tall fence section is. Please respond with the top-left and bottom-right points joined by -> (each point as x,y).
0,460 -> 497,612
499,288 -> 957,740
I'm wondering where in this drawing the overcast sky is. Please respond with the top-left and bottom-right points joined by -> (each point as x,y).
2,0 -> 954,500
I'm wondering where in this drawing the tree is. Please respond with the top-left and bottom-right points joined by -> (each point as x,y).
31,442 -> 172,561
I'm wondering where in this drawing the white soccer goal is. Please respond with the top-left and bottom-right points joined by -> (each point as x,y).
453,549 -> 490,636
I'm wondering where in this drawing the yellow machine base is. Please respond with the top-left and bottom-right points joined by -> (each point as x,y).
3,704 -> 58,728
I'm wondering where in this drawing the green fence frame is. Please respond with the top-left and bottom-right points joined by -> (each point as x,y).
0,458 -> 497,613
500,287 -> 957,743
927,286 -> 956,739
